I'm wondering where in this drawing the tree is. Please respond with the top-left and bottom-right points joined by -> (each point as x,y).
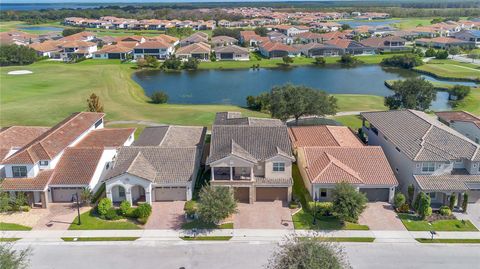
97,198 -> 112,216
87,93 -> 104,112
266,235 -> 350,269
331,182 -> 367,223
145,56 -> 159,68
449,193 -> 456,210
80,187 -> 92,204
246,92 -> 270,111
394,193 -> 406,208
212,27 -> 241,39
416,192 -> 431,219
407,184 -> 415,206
150,91 -> 169,104
0,241 -> 31,269
425,48 -> 437,57
462,193 -> 469,213
384,78 -> 435,111
435,49 -> 449,59
197,185 -> 237,224
468,53 -> 480,63
162,56 -> 182,70
269,84 -> 337,123
314,57 -> 326,65
381,54 -> 423,69
448,46 -> 461,57
338,54 -> 360,66
282,55 -> 293,66
449,85 -> 470,100
210,51 -> 216,62
182,57 -> 199,70
0,45 -> 38,66
341,24 -> 351,30
136,57 -> 147,69
62,27 -> 84,37
254,27 -> 268,37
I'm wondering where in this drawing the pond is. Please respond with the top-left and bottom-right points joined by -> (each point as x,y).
336,19 -> 401,28
18,26 -> 64,32
132,65 -> 477,111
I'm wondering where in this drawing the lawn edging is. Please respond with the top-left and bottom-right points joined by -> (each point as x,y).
62,237 -> 139,242
416,238 -> 480,244
180,236 -> 232,241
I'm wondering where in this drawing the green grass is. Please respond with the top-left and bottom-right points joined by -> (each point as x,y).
307,237 -> 375,242
292,209 -> 369,230
0,60 -> 268,127
106,123 -> 147,140
456,87 -> 480,115
334,94 -> 386,112
181,220 -> 233,230
416,238 -> 480,244
292,164 -> 312,208
62,237 -> 139,241
414,61 -> 480,82
0,222 -> 32,231
332,115 -> 364,130
398,214 -> 478,232
68,210 -> 140,230
180,236 -> 232,241
0,21 -> 65,34
385,79 -> 460,91
391,17 -> 433,30
0,238 -> 21,242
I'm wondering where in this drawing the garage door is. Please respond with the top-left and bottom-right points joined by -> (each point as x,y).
155,187 -> 186,201
51,187 -> 83,202
468,190 -> 480,203
256,187 -> 288,202
234,187 -> 250,203
360,188 -> 389,202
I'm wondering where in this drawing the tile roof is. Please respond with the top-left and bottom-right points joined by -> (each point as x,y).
176,42 -> 211,55
361,110 -> 480,161
211,35 -> 238,44
0,170 -> 53,191
435,111 -> 480,129
95,44 -> 133,53
260,41 -> 298,52
214,112 -> 283,126
416,37 -> 470,44
133,126 -> 206,147
214,45 -> 249,54
301,147 -> 398,186
207,125 -> 293,164
49,147 -> 104,185
74,128 -> 135,148
58,31 -> 95,41
2,112 -> 105,164
0,126 -> 50,159
136,40 -> 172,49
414,174 -> 480,191
360,36 -> 407,48
288,125 -> 364,148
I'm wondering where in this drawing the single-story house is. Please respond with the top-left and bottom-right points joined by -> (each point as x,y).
258,41 -> 300,58
415,37 -> 475,49
453,30 -> 480,47
104,126 -> 206,204
59,41 -> 98,60
325,39 -> 375,55
214,45 -> 249,61
94,44 -> 133,60
179,32 -> 209,47
175,42 -> 211,61
211,35 -> 238,47
289,125 -> 398,202
360,36 -> 409,52
295,43 -> 343,57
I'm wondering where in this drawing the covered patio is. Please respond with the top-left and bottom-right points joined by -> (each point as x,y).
105,174 -> 153,205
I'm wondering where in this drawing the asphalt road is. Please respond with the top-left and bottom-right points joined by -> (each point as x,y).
20,241 -> 480,269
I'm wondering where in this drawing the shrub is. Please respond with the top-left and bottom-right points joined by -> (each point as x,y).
0,192 -> 10,212
20,205 -> 30,212
449,194 -> 456,210
462,193 -> 469,213
435,50 -> 449,59
282,56 -> 293,65
289,200 -> 299,209
182,57 -> 199,70
381,54 -> 423,69
398,203 -> 410,213
80,187 -> 92,205
150,91 -> 169,104
105,207 -> 120,220
338,54 -> 361,66
394,193 -> 406,208
449,85 -> 470,101
331,182 -> 367,223
135,203 -> 152,219
120,200 -> 131,216
417,192 -> 431,219
162,57 -> 182,70
0,44 -> 38,66
425,207 -> 433,218
314,57 -> 326,65
407,185 -> 415,206
184,200 -> 198,217
425,48 -> 436,57
146,56 -> 159,68
97,198 -> 112,216
439,206 -> 452,216
308,202 -> 333,216
197,185 -> 238,224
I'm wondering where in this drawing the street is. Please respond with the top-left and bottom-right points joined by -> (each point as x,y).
19,240 -> 480,269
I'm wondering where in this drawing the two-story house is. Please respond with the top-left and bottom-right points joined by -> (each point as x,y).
0,112 -> 135,208
436,111 -> 480,144
206,112 -> 295,204
133,40 -> 175,60
361,110 -> 480,208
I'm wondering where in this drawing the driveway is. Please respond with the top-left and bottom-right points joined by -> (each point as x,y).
33,203 -> 91,230
145,201 -> 185,229
233,201 -> 293,230
358,202 -> 406,231
455,203 -> 480,230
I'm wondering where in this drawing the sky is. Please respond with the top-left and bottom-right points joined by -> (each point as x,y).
4,0 -> 355,3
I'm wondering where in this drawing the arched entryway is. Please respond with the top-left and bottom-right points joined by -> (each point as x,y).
131,185 -> 146,204
111,185 -> 127,203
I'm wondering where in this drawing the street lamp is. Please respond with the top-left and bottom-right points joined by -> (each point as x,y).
313,192 -> 318,225
72,193 -> 81,225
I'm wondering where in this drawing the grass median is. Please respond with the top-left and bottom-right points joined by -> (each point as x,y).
62,237 -> 139,242
416,238 -> 480,244
0,222 -> 32,231
180,236 -> 232,241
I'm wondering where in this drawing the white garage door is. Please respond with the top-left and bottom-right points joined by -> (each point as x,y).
468,190 -> 480,203
51,187 -> 83,202
155,187 -> 186,201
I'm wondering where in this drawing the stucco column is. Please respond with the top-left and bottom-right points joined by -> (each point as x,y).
106,187 -> 113,201
288,186 -> 292,203
250,167 -> 254,181
126,188 -> 133,204
230,166 -> 233,181
40,191 -> 47,209
145,185 -> 152,204
211,167 -> 215,181
388,187 -> 395,204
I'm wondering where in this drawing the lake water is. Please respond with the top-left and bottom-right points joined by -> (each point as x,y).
336,19 -> 401,28
132,65 -> 477,111
18,26 -> 64,32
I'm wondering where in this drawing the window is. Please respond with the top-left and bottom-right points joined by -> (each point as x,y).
428,192 -> 436,199
422,162 -> 436,172
12,166 -> 27,178
94,118 -> 103,128
273,162 -> 285,172
118,187 -> 126,198
320,188 -> 327,198
39,160 -> 49,166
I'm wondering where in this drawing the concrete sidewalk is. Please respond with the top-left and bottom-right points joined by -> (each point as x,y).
3,229 -> 480,243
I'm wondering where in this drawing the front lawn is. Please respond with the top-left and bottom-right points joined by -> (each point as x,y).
416,238 -> 480,244
62,237 -> 139,241
292,164 -> 312,208
0,222 -> 32,231
398,213 -> 478,232
68,210 -> 140,230
292,209 -> 369,230
181,219 -> 233,230
180,236 -> 232,241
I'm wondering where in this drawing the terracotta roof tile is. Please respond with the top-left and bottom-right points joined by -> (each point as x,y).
49,147 -> 104,185
289,125 -> 363,148
75,128 -> 134,148
436,111 -> 480,129
0,126 -> 50,153
1,170 -> 53,191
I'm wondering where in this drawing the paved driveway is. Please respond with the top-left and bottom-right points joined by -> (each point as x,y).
455,203 -> 480,229
359,202 -> 406,231
33,203 -> 91,230
233,201 -> 293,230
145,201 -> 185,229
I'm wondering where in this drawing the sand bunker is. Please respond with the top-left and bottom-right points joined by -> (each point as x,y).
8,70 -> 33,75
